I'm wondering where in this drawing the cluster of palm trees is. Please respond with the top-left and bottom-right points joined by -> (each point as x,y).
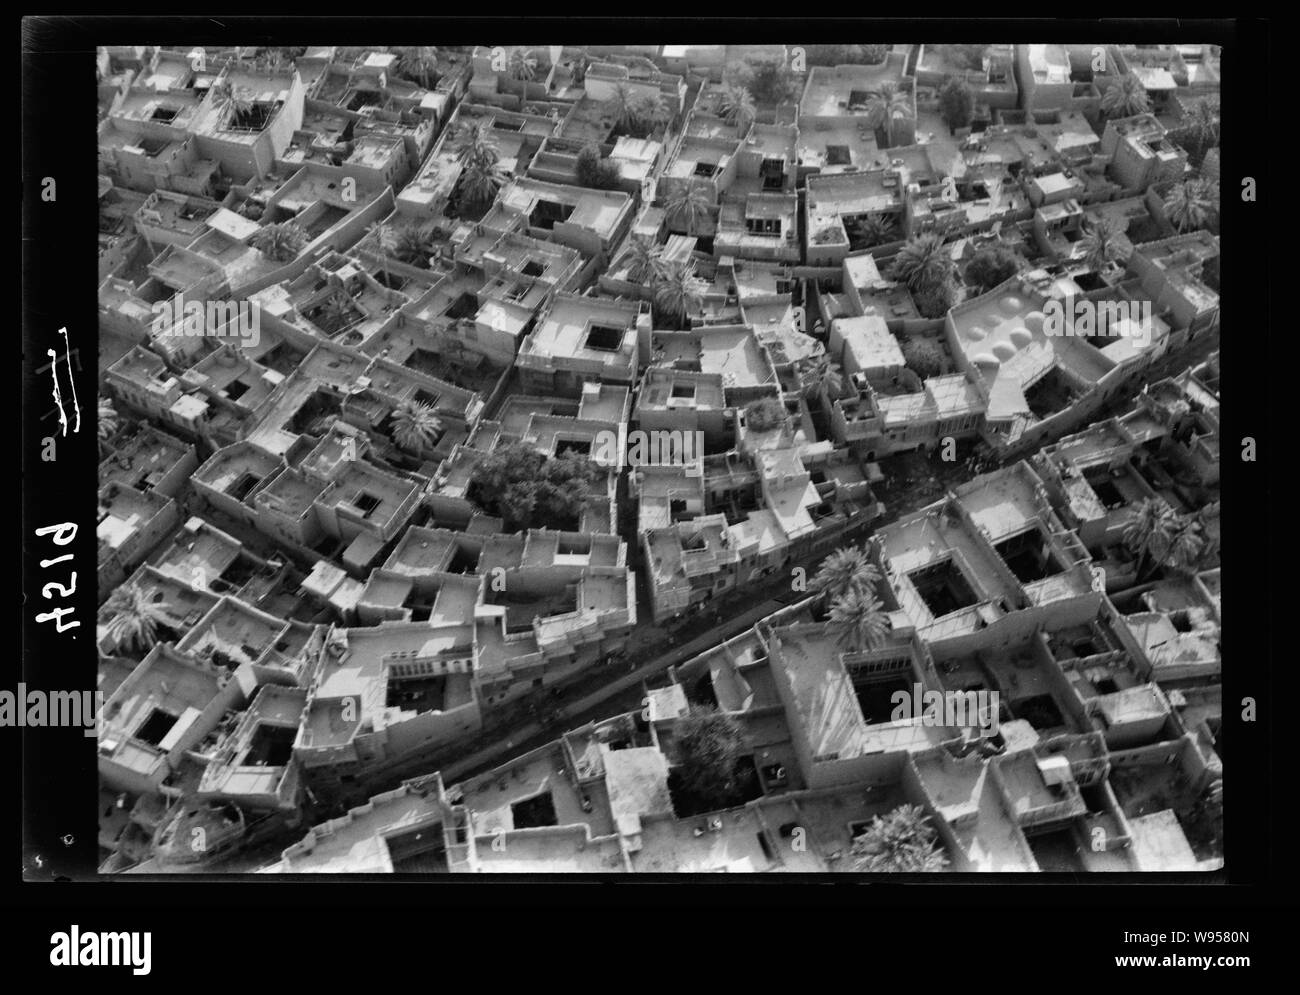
888,233 -> 958,319
102,583 -> 175,656
251,221 -> 308,263
507,47 -> 540,83
1163,177 -> 1220,234
863,81 -> 915,149
396,47 -> 440,89
1100,73 -> 1152,119
1079,216 -> 1130,273
390,399 -> 444,454
619,235 -> 707,329
811,545 -> 891,652
314,289 -> 360,334
452,120 -> 504,215
98,396 -> 120,459
844,212 -> 899,250
663,182 -> 715,238
718,83 -> 756,131
1122,497 -> 1214,578
366,221 -> 439,281
1169,98 -> 1220,167
605,83 -> 669,140
849,803 -> 949,872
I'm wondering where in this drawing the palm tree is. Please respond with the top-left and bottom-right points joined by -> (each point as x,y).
1162,515 -> 1206,574
796,354 -> 845,402
811,546 -> 880,603
103,583 -> 174,656
866,81 -> 914,148
391,399 -> 444,452
850,212 -> 898,248
889,233 -> 955,297
1174,98 -> 1220,165
719,83 -> 756,131
652,260 -> 706,329
606,82 -> 640,134
398,46 -> 440,88
1185,98 -> 1219,144
318,290 -> 357,333
393,224 -> 437,268
663,182 -> 714,235
251,221 -> 308,263
455,120 -> 504,211
1123,497 -> 1177,578
632,92 -> 669,137
508,47 -> 538,82
458,119 -> 501,170
621,236 -> 665,285
1101,73 -> 1151,118
850,804 -> 948,872
1079,216 -> 1128,271
98,396 -> 121,461
458,157 -> 503,210
829,587 -> 891,652
98,396 -> 120,456
1164,178 -> 1219,233
367,222 -> 395,287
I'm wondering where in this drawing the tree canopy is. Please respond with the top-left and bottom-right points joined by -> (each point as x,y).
468,442 -> 598,531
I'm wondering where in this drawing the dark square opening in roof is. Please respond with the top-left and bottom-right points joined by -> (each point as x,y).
993,531 -> 1064,585
245,724 -> 296,767
352,491 -> 382,517
555,438 -> 592,458
151,106 -> 179,123
585,324 -> 625,352
135,708 -> 178,747
511,792 -> 558,829
446,291 -> 479,320
909,559 -> 979,618
693,161 -> 718,178
521,259 -> 546,278
826,145 -> 852,166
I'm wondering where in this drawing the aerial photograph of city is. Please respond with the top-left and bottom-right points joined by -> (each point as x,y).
92,39 -> 1224,876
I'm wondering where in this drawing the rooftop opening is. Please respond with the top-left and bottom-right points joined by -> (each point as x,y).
1013,693 -> 1066,731
386,823 -> 448,872
228,471 -> 262,501
352,491 -> 382,518
854,673 -> 912,725
245,724 -> 296,767
693,161 -> 718,178
135,708 -> 178,747
993,530 -> 1065,584
826,145 -> 852,166
446,291 -> 479,320
909,559 -> 979,618
386,675 -> 448,713
1087,476 -> 1125,510
585,324 -> 625,352
555,438 -> 592,457
447,544 -> 478,574
521,259 -> 546,278
671,382 -> 696,399
151,106 -> 179,123
529,198 -> 574,231
1027,827 -> 1086,871
511,791 -> 558,829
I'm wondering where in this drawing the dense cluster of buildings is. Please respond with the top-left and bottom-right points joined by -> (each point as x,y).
95,41 -> 1221,873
